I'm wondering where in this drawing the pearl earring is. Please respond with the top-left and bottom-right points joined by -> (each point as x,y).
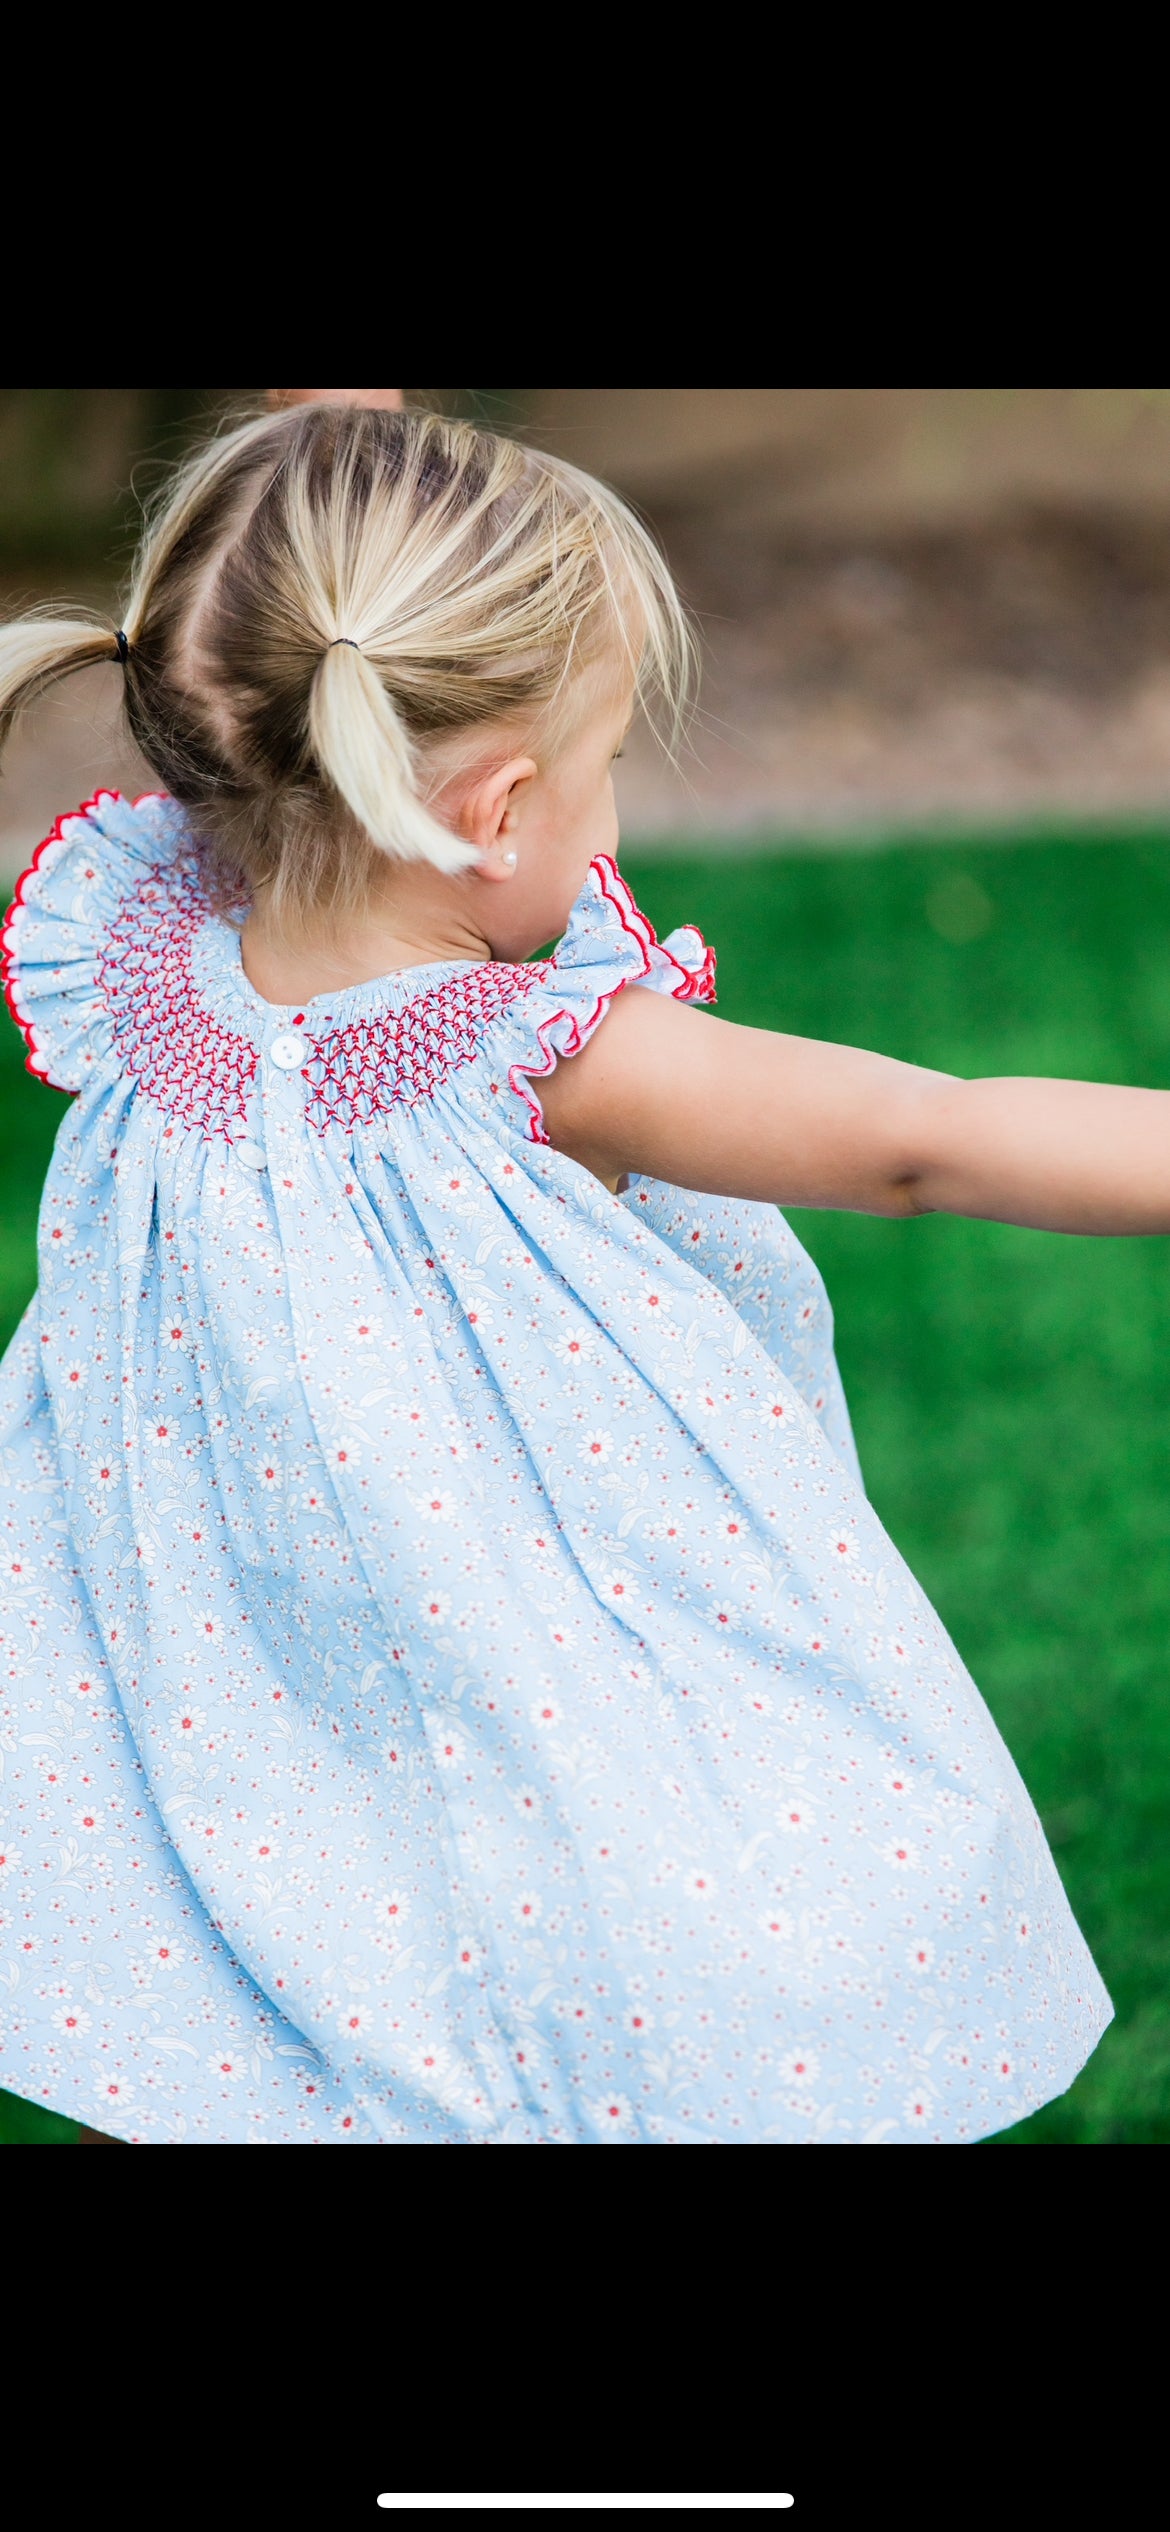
501,848 -> 518,870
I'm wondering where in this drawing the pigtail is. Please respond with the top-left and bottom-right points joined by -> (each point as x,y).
308,641 -> 475,874
0,614 -> 126,756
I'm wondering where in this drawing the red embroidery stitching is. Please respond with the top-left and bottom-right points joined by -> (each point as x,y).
6,808 -> 714,1148
98,867 -> 258,1141
302,963 -> 547,1134
96,859 -> 546,1139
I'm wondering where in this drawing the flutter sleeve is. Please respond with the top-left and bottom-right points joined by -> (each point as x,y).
507,850 -> 716,1143
1,790 -> 186,1093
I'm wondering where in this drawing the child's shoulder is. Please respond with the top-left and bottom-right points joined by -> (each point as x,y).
504,855 -> 717,1146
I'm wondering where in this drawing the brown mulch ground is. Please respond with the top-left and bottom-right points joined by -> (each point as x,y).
616,504 -> 1170,841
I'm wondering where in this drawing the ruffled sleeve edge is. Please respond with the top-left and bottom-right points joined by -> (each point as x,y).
507,852 -> 716,1145
1,789 -> 166,1093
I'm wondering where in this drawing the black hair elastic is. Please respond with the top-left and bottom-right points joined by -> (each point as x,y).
114,629 -> 130,665
326,637 -> 360,651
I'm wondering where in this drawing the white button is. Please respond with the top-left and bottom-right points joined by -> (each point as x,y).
234,1139 -> 268,1171
269,1030 -> 309,1070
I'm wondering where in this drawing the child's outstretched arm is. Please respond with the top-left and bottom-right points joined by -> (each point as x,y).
539,989 -> 1170,1233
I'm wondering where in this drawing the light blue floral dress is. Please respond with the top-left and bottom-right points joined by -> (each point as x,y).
0,793 -> 1110,2142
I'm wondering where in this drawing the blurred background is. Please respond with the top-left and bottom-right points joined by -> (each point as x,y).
3,388 -> 1170,2143
10,388 -> 1170,869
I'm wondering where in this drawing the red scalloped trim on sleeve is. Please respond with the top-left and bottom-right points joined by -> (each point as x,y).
591,852 -> 657,974
2,792 -> 110,1089
663,938 -> 718,1003
1,789 -> 167,1092
506,853 -> 716,1143
593,854 -> 716,1004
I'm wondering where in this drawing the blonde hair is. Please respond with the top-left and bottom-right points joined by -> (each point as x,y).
0,404 -> 694,929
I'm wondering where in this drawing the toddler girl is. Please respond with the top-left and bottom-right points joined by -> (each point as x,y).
0,402 -> 1159,2143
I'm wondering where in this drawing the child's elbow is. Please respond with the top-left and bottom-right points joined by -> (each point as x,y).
884,1170 -> 936,1220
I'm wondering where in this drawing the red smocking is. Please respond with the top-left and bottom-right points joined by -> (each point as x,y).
302,963 -> 548,1134
4,814 -> 714,1149
97,865 -> 258,1140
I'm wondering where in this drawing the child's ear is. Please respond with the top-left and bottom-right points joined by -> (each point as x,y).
459,756 -> 537,873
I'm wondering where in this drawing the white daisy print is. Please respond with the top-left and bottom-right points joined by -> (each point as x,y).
683,1867 -> 717,1902
590,2091 -> 633,2134
780,2046 -> 819,2087
597,1568 -> 636,1609
93,2075 -> 134,2111
415,1488 -> 456,1522
639,1288 -> 672,1320
208,2048 -> 246,2083
579,1428 -> 613,1464
553,1328 -> 596,1367
411,2042 -> 455,2089
51,2004 -> 92,2039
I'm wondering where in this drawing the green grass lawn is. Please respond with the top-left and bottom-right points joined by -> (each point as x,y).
5,830 -> 1170,2143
